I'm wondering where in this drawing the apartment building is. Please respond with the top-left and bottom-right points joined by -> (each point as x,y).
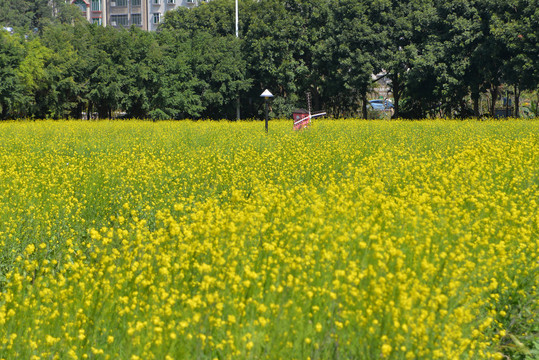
107,0 -> 149,30
71,0 -> 107,26
70,0 -> 205,31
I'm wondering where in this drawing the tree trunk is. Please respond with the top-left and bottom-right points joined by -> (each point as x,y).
514,84 -> 520,118
471,88 -> 480,117
362,92 -> 368,119
97,105 -> 108,119
72,102 -> 83,120
391,72 -> 401,119
312,87 -> 321,113
489,86 -> 499,118
473,97 -> 479,117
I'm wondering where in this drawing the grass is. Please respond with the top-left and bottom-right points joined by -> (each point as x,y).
0,119 -> 537,359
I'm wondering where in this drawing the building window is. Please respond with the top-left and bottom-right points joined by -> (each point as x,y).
131,14 -> 142,25
115,0 -> 128,6
110,14 -> 129,26
152,13 -> 160,24
152,0 -> 160,4
167,0 -> 175,3
132,0 -> 141,5
73,0 -> 86,12
91,0 -> 101,11
92,18 -> 102,25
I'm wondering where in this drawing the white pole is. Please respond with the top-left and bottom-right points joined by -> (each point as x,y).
235,0 -> 239,38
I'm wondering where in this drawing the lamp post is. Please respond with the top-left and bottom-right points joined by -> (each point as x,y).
235,0 -> 239,38
260,89 -> 273,133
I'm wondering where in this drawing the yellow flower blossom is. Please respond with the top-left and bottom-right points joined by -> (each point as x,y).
0,120 -> 536,360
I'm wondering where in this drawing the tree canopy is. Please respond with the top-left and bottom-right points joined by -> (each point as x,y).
0,0 -> 537,120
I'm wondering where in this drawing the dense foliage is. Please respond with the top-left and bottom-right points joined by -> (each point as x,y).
0,0 -> 538,119
0,120 -> 537,359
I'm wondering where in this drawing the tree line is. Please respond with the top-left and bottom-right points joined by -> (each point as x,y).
1,0 -> 538,120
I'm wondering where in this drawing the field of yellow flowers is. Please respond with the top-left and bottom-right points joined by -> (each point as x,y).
0,120 -> 537,360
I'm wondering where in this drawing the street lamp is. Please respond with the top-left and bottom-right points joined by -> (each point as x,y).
260,89 -> 273,133
235,0 -> 239,38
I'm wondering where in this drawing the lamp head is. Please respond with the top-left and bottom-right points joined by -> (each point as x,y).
260,89 -> 274,98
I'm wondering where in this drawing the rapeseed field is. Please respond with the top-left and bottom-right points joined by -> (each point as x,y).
0,120 -> 537,360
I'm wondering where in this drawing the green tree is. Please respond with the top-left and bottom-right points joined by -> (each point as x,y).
119,28 -> 157,119
190,32 -> 251,118
39,22 -> 86,118
0,0 -> 34,32
161,0 -> 252,119
322,0 -> 377,117
466,0 -> 508,117
151,31 -> 204,119
495,0 -> 538,118
16,37 -> 53,117
0,0 -> 58,32
376,0 -> 439,118
161,0 -> 239,37
0,31 -> 27,119
240,0 -> 333,117
237,0 -> 298,117
85,26 -> 130,118
53,0 -> 86,27
427,1 -> 480,117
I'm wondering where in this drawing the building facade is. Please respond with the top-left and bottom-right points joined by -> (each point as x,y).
70,0 -> 206,31
147,0 -> 200,31
107,0 -> 148,30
